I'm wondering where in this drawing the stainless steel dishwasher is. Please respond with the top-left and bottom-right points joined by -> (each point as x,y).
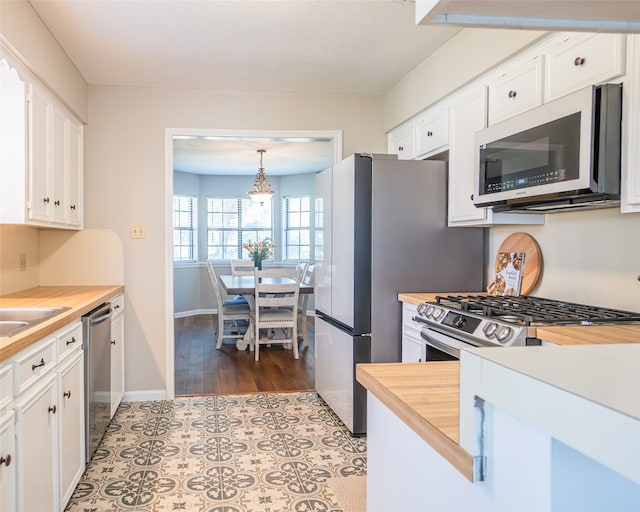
82,302 -> 112,463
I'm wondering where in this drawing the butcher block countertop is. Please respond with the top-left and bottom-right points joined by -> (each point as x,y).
356,361 -> 474,481
370,292 -> 640,479
0,285 -> 124,362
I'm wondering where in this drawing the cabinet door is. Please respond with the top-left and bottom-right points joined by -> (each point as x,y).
0,411 -> 16,512
51,105 -> 68,225
622,35 -> 640,213
27,82 -> 51,223
545,32 -> 626,101
487,55 -> 544,125
414,106 -> 449,158
15,373 -> 58,512
58,351 -> 84,510
0,58 -> 27,224
448,84 -> 489,225
388,123 -> 415,160
110,314 -> 125,418
67,119 -> 83,227
401,303 -> 424,363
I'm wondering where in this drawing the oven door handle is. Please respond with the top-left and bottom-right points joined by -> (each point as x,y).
420,328 -> 477,359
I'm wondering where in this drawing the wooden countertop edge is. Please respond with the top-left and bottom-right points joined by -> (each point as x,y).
0,285 -> 124,361
356,364 -> 474,482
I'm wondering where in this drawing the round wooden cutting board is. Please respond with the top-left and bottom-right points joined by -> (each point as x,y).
492,232 -> 542,295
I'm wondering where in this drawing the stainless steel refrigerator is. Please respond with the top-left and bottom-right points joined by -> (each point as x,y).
314,153 -> 484,435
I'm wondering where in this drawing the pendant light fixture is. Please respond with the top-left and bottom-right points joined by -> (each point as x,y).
248,149 -> 275,205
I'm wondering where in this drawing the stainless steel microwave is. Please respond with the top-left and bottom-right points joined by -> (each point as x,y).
473,84 -> 622,213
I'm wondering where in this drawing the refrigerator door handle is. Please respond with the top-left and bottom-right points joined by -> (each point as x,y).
316,311 -> 355,336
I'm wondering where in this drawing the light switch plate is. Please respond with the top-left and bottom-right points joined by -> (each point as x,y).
130,223 -> 147,239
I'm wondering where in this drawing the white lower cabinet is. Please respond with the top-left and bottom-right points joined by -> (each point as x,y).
6,320 -> 86,512
110,294 -> 125,417
57,350 -> 85,509
401,303 -> 424,363
15,372 -> 59,512
0,410 -> 16,512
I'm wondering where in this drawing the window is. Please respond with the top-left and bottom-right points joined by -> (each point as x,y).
207,197 -> 272,260
283,196 -> 310,261
173,194 -> 197,261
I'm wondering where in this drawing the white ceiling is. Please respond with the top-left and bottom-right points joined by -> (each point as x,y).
28,0 -> 462,176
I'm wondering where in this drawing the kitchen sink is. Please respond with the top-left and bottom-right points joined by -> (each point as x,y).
0,307 -> 70,338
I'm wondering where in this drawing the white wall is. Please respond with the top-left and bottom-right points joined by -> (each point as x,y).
0,225 -> 39,294
85,85 -> 385,394
491,210 -> 640,311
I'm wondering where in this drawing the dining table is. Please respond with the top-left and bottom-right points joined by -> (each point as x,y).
219,274 -> 314,350
219,274 -> 314,297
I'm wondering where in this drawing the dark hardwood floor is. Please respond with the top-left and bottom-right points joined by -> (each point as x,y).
174,315 -> 315,396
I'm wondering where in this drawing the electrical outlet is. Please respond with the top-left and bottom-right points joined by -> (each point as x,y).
130,223 -> 147,239
19,253 -> 26,271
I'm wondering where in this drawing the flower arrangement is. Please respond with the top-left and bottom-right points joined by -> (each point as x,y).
242,237 -> 275,269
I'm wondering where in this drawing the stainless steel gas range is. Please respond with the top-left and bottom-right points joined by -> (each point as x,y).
413,295 -> 640,360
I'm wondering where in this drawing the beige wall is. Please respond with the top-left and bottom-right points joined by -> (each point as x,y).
0,0 -> 88,121
384,28 -> 545,131
0,225 -> 39,294
85,85 -> 385,393
491,210 -> 640,312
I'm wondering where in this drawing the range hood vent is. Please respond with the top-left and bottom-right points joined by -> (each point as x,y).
416,1 -> 640,33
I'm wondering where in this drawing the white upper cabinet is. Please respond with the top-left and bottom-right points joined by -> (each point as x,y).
544,32 -> 626,101
0,57 -> 27,224
388,122 -> 415,160
414,105 -> 449,158
487,54 -> 544,125
0,52 -> 83,230
447,84 -> 489,225
622,35 -> 640,213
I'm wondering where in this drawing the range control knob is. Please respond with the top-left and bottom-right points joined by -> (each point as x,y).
496,326 -> 513,343
483,322 -> 498,337
417,303 -> 429,316
432,307 -> 445,321
452,314 -> 465,328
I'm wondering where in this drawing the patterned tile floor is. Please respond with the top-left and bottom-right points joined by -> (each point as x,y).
66,392 -> 367,512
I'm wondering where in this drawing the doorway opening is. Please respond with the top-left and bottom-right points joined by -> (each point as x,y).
164,128 -> 342,398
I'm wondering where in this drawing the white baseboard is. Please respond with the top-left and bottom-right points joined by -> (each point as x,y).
123,390 -> 167,402
174,308 -> 216,319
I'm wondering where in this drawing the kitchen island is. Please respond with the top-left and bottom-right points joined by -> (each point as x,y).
357,336 -> 640,511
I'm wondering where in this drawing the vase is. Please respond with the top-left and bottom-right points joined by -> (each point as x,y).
254,258 -> 262,270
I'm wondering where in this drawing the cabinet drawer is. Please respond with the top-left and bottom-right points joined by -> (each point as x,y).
545,33 -> 626,101
57,321 -> 82,362
110,294 -> 124,317
14,336 -> 57,395
488,56 -> 544,125
0,365 -> 13,414
415,107 -> 449,157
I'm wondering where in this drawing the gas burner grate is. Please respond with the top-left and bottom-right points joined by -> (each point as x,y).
435,295 -> 640,326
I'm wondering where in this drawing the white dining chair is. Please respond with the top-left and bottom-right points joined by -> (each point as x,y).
231,260 -> 256,275
249,268 -> 300,361
297,263 -> 315,349
206,263 -> 251,348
